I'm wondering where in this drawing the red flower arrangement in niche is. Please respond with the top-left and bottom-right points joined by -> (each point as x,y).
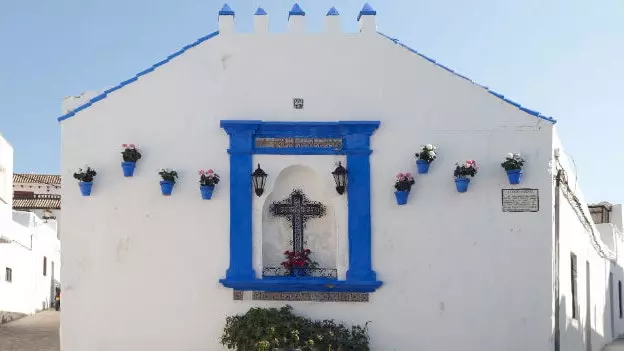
281,249 -> 318,277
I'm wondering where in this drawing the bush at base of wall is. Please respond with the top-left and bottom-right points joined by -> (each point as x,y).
221,305 -> 370,351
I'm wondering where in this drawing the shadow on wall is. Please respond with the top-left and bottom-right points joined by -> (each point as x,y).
602,263 -> 624,350
559,263 -> 624,351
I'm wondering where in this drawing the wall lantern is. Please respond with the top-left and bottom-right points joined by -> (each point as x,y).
251,164 -> 268,197
332,162 -> 347,195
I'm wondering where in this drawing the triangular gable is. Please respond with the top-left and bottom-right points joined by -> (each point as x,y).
58,29 -> 556,124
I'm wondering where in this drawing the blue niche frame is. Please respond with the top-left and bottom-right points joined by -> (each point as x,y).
219,120 -> 383,293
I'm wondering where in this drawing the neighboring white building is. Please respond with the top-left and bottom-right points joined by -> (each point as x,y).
0,135 -> 61,317
13,173 -> 62,238
57,4 -> 623,351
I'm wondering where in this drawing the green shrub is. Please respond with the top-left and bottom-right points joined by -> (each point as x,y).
220,305 -> 370,351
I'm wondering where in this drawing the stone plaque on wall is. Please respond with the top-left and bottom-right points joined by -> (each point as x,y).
255,137 -> 342,149
232,291 -> 369,302
502,188 -> 539,212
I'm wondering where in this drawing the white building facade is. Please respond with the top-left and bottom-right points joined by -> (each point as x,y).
57,5 -> 623,351
13,173 -> 62,239
0,135 -> 61,318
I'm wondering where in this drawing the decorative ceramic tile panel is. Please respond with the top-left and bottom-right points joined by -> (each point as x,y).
247,291 -> 369,302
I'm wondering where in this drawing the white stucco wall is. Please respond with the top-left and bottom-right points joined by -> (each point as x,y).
554,131 -> 624,350
59,16 -> 559,351
0,212 -> 61,315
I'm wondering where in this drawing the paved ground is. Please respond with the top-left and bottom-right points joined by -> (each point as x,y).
0,310 -> 60,351
605,339 -> 624,351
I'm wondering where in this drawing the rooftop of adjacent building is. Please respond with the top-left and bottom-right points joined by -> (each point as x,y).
13,173 -> 60,186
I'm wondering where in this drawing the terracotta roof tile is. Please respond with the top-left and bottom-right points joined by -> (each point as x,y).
13,174 -> 61,185
12,193 -> 61,209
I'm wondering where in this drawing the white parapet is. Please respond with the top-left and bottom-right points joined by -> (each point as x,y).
357,3 -> 377,33
325,7 -> 341,33
218,4 -> 235,34
253,7 -> 268,34
288,3 -> 306,33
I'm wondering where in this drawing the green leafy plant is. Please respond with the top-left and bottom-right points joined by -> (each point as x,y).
199,169 -> 220,187
501,153 -> 525,171
73,167 -> 97,182
221,305 -> 370,351
158,169 -> 178,183
121,144 -> 142,163
454,160 -> 478,178
415,144 -> 437,163
394,172 -> 415,192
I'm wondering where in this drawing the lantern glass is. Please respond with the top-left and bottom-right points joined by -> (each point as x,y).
332,162 -> 347,195
252,164 -> 268,197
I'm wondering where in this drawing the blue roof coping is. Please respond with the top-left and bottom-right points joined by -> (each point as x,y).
136,67 -> 154,77
358,3 -> 376,21
502,97 -> 521,108
488,90 -> 504,99
378,31 -> 557,124
89,94 -> 107,103
119,77 -> 138,86
254,7 -> 267,16
71,102 -> 92,114
218,4 -> 235,16
103,86 -> 121,95
57,30 -> 220,122
289,3 -> 305,18
327,7 -> 340,16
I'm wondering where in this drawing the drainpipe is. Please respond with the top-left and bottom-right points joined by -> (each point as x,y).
554,169 -> 562,351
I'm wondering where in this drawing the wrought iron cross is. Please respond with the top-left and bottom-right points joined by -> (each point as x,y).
270,189 -> 326,252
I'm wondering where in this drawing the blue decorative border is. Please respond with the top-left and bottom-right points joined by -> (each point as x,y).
219,120 -> 382,292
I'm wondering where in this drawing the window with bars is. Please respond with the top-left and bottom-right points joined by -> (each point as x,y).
5,267 -> 12,283
571,253 -> 578,319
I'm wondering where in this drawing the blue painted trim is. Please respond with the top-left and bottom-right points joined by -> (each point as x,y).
89,93 -> 107,103
218,4 -> 235,16
57,31 -> 220,122
254,7 -> 267,16
326,7 -> 340,16
136,67 -> 154,76
289,3 -> 305,18
357,3 -> 377,21
71,102 -> 92,114
503,97 -> 521,108
377,31 -> 558,124
220,120 -> 382,292
119,77 -> 137,86
219,278 -> 382,292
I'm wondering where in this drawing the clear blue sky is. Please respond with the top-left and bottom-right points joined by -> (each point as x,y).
0,0 -> 622,202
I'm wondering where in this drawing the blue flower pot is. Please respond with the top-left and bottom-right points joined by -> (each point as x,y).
79,182 -> 93,196
78,182 -> 93,196
160,180 -> 175,196
506,169 -> 522,185
416,159 -> 431,174
455,177 -> 471,193
121,161 -> 136,177
291,267 -> 307,277
394,190 -> 409,205
200,185 -> 215,200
